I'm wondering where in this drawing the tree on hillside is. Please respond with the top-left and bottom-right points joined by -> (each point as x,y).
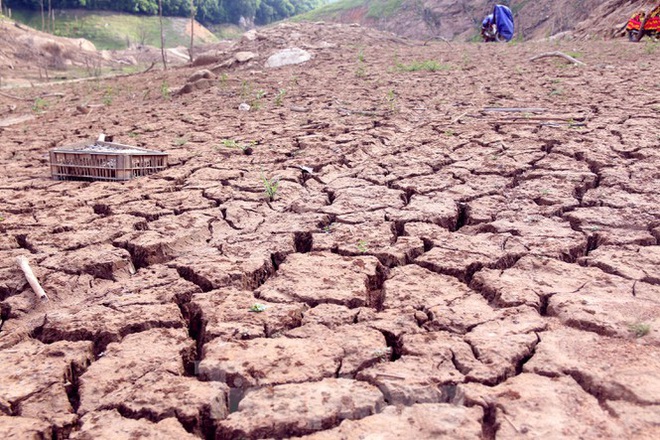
189,0 -> 194,62
158,0 -> 167,69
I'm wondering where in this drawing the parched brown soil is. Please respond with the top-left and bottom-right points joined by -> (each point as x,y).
1,21 -> 659,439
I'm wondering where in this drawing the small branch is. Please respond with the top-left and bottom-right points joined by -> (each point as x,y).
482,107 -> 547,113
0,90 -> 31,101
530,51 -> 585,66
16,256 -> 49,301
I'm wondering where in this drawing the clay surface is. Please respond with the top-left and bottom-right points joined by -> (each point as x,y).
1,21 -> 659,439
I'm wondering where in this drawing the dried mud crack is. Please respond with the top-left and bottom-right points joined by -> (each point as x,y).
1,21 -> 659,439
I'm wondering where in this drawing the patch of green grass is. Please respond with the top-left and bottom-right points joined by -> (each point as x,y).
161,81 -> 170,100
293,0 -> 365,21
629,323 -> 651,338
395,60 -> 453,72
173,137 -> 188,146
274,89 -> 286,107
357,240 -> 368,253
367,0 -> 403,18
261,174 -> 280,202
102,87 -> 114,106
32,97 -> 48,113
565,51 -> 583,59
249,303 -> 268,312
11,9 -> 217,50
644,41 -> 659,55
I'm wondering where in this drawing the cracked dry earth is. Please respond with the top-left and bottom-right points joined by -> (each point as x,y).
1,22 -> 660,439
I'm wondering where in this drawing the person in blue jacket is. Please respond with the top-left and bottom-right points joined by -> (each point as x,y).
481,4 -> 515,42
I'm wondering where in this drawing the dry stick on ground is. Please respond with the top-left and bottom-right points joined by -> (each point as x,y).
16,256 -> 49,301
530,51 -> 585,66
16,257 -> 48,301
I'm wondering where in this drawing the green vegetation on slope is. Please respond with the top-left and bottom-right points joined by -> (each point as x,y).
4,0 -> 325,26
294,0 -> 402,21
11,9 -> 218,50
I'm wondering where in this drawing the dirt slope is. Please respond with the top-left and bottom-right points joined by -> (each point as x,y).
306,0 -> 660,40
1,21 -> 659,440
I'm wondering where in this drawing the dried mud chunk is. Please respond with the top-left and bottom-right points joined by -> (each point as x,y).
548,279 -> 660,340
170,250 -> 274,291
386,193 -> 459,229
71,410 -> 197,440
216,378 -> 384,439
40,244 -> 135,280
510,175 -> 584,208
564,206 -> 655,233
471,255 -> 596,310
301,303 -> 359,328
112,199 -> 173,220
286,323 -> 387,376
479,215 -> 587,260
460,374 -> 624,439
579,245 -> 660,285
298,403 -> 483,440
356,356 -> 463,405
38,302 -> 184,350
582,187 -> 660,216
200,324 -> 386,386
114,212 -> 213,267
190,288 -> 307,342
383,265 -> 496,333
149,190 -> 217,213
0,415 -> 52,439
0,340 -> 93,431
407,223 -> 526,281
78,328 -> 195,415
199,336 -> 342,387
605,400 -> 660,440
524,327 -> 660,404
390,173 -> 460,194
463,306 -> 545,385
322,186 -> 405,216
256,252 -> 383,308
93,372 -> 227,437
312,222 -> 423,267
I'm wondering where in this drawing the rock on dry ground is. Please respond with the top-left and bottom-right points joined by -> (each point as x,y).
1,21 -> 659,439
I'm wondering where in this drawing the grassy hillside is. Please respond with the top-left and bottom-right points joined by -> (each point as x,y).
11,9 -> 219,50
295,0 -> 402,21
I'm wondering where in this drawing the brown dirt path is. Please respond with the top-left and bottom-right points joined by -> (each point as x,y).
1,22 -> 659,439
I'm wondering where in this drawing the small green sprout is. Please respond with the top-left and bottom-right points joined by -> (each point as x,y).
357,240 -> 368,253
629,323 -> 650,338
161,81 -> 170,99
249,303 -> 268,313
261,174 -> 280,201
32,97 -> 48,113
373,347 -> 391,362
174,137 -> 188,146
274,89 -> 286,107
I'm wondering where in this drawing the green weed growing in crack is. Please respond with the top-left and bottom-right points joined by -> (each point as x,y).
373,347 -> 391,362
161,81 -> 170,100
261,173 -> 280,201
32,97 -> 48,114
173,137 -> 188,146
251,89 -> 266,110
274,89 -> 286,107
629,323 -> 650,338
0,213 -> 5,222
249,303 -> 268,313
357,240 -> 368,253
102,87 -> 114,106
385,89 -> 397,112
220,139 -> 254,155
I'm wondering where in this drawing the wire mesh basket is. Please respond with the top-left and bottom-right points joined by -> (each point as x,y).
50,140 -> 168,181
